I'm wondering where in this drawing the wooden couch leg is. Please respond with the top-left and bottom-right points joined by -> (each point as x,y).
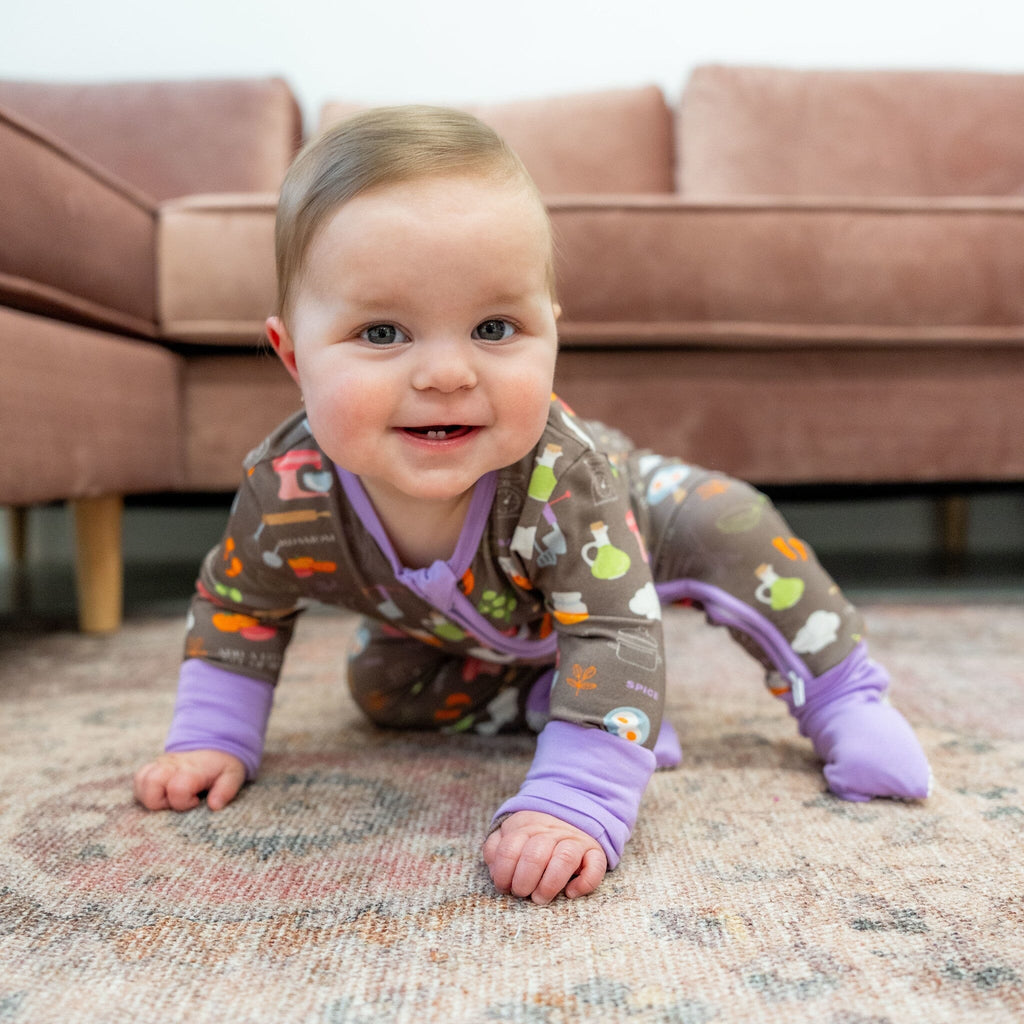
72,495 -> 124,633
7,506 -> 28,564
5,507 -> 31,615
5,505 -> 28,569
939,494 -> 969,571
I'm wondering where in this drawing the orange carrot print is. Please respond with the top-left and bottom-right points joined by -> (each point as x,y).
222,537 -> 243,577
287,556 -> 337,578
434,693 -> 472,723
211,612 -> 277,642
772,536 -> 809,561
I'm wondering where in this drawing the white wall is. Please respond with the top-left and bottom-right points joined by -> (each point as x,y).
3,0 -> 1022,124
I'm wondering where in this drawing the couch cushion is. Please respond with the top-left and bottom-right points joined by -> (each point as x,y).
0,78 -> 303,202
158,191 -> 1024,348
321,85 -> 675,194
0,104 -> 157,336
554,345 -> 1024,485
158,194 -> 278,344
0,307 -> 183,504
681,65 -> 1024,197
549,196 -> 1024,345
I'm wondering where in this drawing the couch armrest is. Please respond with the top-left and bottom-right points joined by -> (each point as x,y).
0,78 -> 303,201
0,306 -> 183,505
157,193 -> 278,344
0,103 -> 157,335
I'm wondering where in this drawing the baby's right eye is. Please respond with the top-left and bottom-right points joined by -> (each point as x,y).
361,324 -> 408,346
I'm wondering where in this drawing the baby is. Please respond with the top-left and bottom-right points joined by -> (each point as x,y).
134,106 -> 931,905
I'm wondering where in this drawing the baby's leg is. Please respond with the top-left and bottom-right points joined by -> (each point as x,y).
347,619 -> 552,735
647,466 -> 931,801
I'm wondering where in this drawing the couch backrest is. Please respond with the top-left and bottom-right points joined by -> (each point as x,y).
320,85 -> 676,195
680,65 -> 1024,197
0,78 -> 303,201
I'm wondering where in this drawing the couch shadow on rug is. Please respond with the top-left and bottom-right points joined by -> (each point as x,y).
1,604 -> 1022,1024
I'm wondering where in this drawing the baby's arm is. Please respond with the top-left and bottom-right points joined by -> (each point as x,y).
134,749 -> 246,811
135,659 -> 275,811
483,810 -> 607,905
489,720 -> 657,902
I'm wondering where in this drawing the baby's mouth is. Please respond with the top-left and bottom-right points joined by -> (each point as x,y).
402,425 -> 476,440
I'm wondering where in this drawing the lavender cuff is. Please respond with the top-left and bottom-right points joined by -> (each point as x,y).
491,720 -> 657,869
164,659 -> 274,780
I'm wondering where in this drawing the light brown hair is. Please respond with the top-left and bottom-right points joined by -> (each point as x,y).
274,105 -> 554,322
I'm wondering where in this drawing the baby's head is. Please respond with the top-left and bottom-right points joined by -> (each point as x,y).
274,105 -> 555,325
266,106 -> 562,517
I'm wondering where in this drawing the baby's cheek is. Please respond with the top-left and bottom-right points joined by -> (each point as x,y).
508,372 -> 555,431
302,381 -> 374,455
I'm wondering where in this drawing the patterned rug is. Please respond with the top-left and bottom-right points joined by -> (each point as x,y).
1,603 -> 1022,1023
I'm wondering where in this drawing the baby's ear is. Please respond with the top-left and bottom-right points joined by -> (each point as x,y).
266,317 -> 300,383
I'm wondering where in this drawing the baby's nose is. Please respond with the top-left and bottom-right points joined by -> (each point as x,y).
411,339 -> 478,392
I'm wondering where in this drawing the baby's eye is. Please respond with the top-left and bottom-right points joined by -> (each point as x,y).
473,319 -> 516,343
361,324 -> 408,346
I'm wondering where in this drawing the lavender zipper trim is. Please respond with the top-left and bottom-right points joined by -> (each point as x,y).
655,578 -> 814,685
337,467 -> 558,660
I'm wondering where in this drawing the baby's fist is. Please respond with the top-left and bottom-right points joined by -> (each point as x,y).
133,750 -> 245,812
483,810 -> 607,905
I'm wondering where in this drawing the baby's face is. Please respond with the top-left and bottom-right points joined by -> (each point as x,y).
270,173 -> 560,515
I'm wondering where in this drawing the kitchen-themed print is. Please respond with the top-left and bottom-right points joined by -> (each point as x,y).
186,398 -> 864,759
515,434 -> 668,749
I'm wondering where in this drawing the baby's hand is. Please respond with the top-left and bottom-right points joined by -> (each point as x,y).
133,750 -> 246,812
482,810 -> 607,905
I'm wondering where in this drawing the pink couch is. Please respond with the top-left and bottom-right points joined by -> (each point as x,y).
4,67 -> 1024,630
0,78 -> 302,630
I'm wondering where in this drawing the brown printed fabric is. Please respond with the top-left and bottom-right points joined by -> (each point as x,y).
185,396 -> 863,754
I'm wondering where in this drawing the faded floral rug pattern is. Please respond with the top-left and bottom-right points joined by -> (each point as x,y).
1,604 -> 1022,1023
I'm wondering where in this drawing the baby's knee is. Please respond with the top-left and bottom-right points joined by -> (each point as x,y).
677,474 -> 776,542
653,472 -> 780,577
345,621 -> 444,726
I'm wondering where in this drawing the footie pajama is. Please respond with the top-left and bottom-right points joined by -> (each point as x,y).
166,398 -> 931,868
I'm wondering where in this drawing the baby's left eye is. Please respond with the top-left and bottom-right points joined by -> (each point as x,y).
473,319 -> 516,342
